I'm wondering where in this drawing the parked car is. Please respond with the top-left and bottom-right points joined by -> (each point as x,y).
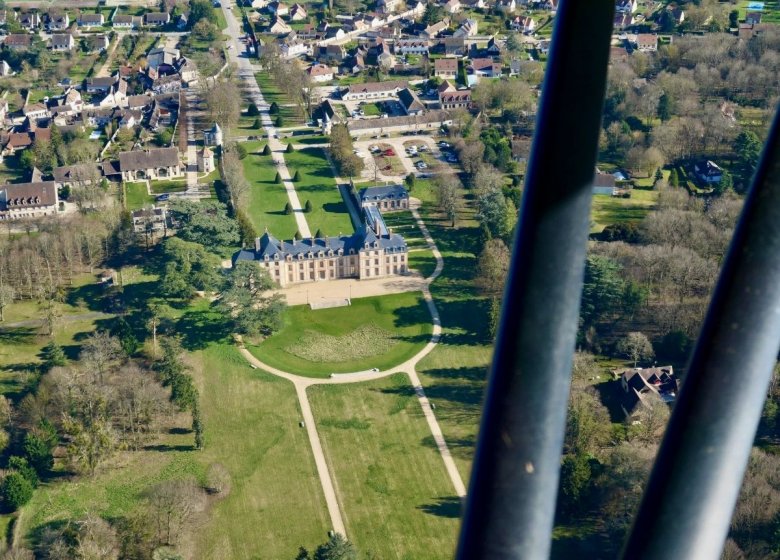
439,141 -> 451,148
416,161 -> 427,169
156,194 -> 170,202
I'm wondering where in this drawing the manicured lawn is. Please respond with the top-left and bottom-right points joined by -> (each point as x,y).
281,134 -> 328,145
248,293 -> 433,377
309,373 -> 461,559
738,0 -> 780,21
255,72 -> 305,126
590,187 -> 659,233
16,343 -> 331,559
150,179 -> 187,194
414,186 -> 492,482
361,102 -> 383,117
241,140 -> 299,240
124,181 -> 154,210
408,249 -> 436,278
285,147 -> 353,236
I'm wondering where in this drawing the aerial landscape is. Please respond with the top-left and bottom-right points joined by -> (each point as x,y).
0,0 -> 777,557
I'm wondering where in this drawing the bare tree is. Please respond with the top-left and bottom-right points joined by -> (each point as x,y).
146,478 -> 207,546
475,238 -> 510,296
616,332 -> 654,367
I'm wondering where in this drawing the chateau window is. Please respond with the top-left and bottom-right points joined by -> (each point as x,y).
264,255 -> 269,261
298,254 -> 304,260
274,254 -> 279,260
349,249 -> 355,255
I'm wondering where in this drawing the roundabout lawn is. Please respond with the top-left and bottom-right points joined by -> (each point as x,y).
247,293 -> 433,377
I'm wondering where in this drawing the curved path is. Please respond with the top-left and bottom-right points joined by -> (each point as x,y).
239,200 -> 466,538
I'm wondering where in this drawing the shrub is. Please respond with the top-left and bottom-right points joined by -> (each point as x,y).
0,473 -> 33,510
253,118 -> 262,129
8,457 -> 38,489
274,116 -> 283,128
294,230 -> 302,240
235,143 -> 248,160
269,102 -> 279,115
247,103 -> 260,116
314,228 -> 324,238
284,202 -> 293,215
274,172 -> 282,184
292,170 -> 301,181
304,200 -> 313,213
262,144 -> 271,155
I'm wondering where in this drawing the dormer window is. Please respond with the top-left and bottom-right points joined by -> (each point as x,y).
349,248 -> 355,255
264,255 -> 269,261
274,254 -> 279,260
374,241 -> 379,248
338,249 -> 343,256
318,251 -> 324,258
298,254 -> 304,260
308,252 -> 314,258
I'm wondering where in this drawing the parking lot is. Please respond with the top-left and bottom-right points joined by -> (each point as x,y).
354,135 -> 457,180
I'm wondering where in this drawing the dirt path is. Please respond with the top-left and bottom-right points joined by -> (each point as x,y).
237,198 -> 467,538
0,311 -> 112,330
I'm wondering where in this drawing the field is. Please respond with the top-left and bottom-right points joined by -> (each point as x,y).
124,181 -> 155,210
738,0 -> 780,22
590,187 -> 659,234
285,147 -> 353,236
240,140 -> 299,239
309,373 -> 461,559
248,293 -> 433,377
150,179 -> 187,194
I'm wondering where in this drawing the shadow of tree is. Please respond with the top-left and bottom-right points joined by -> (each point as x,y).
417,496 -> 463,519
175,305 -> 232,351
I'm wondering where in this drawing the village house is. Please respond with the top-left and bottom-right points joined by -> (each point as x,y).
453,18 -> 478,38
398,87 -> 424,115
619,366 -> 678,418
593,172 -> 617,195
420,19 -> 449,39
280,32 -> 309,58
394,38 -> 429,55
497,0 -> 516,13
694,160 -> 723,184
204,123 -> 223,147
144,12 -> 170,26
359,185 -> 409,211
289,3 -> 307,20
307,64 -> 335,83
341,80 -> 407,101
434,58 -> 458,79
635,33 -> 658,52
347,109 -> 452,136
511,16 -> 535,33
267,1 -> 290,16
47,11 -> 70,30
22,103 -> 50,122
51,34 -> 75,51
83,34 -> 110,52
147,47 -> 180,70
77,13 -> 104,27
469,58 -> 502,78
745,11 -> 762,25
4,35 -> 32,51
443,37 -> 467,57
117,147 -> 183,181
235,218 -> 408,286
98,79 -> 129,108
0,61 -> 11,77
269,17 -> 292,34
198,146 -> 215,173
444,0 -> 462,13
377,0 -> 402,13
112,14 -> 141,28
86,76 -> 118,94
19,12 -> 41,30
0,181 -> 58,221
438,81 -> 471,109
614,12 -> 635,29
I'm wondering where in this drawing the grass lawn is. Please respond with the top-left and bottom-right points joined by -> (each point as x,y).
0,153 -> 28,184
124,181 -> 154,211
281,134 -> 328,145
309,373 -> 460,559
738,0 -> 780,21
255,72 -> 305,126
373,151 -> 406,177
285,147 -> 353,236
240,140 -> 299,239
361,102 -> 383,117
16,343 -> 331,559
590,188 -> 659,233
150,179 -> 187,194
248,293 -> 433,377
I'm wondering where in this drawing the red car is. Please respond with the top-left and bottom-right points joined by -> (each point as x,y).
383,149 -> 395,156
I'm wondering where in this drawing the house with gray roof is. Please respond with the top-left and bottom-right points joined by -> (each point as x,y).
398,87 -> 424,115
234,218 -> 408,286
359,185 -> 409,211
117,147 -> 182,181
619,366 -> 678,417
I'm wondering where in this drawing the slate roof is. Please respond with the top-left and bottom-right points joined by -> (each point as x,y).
344,79 -> 407,95
235,226 -> 407,263
398,87 -> 424,112
359,185 -> 409,204
118,147 -> 180,171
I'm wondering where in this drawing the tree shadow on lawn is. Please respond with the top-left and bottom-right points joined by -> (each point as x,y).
174,306 -> 232,351
593,380 -> 629,423
421,433 -> 476,463
144,443 -> 196,452
322,202 -> 348,214
435,299 -> 491,346
0,327 -> 37,345
417,496 -> 464,519
417,366 -> 487,411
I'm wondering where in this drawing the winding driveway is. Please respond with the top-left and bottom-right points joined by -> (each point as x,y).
238,200 -> 467,538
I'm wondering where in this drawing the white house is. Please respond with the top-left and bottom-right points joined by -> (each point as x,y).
307,64 -> 335,82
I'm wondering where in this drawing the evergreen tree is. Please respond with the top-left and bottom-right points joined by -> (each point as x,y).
292,170 -> 301,181
247,102 -> 260,116
284,202 -> 293,215
275,116 -> 283,127
404,173 -> 415,192
488,297 -> 501,340
0,473 -> 33,510
669,168 -> 680,187
269,102 -> 280,115
654,167 -> 663,184
262,144 -> 272,155
304,200 -> 313,213
192,401 -> 204,450
314,229 -> 324,238
253,118 -> 262,129
275,172 -> 282,184
40,341 -> 67,371
294,230 -> 302,240
286,143 -> 295,153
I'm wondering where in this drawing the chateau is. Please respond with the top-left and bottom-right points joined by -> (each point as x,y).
234,214 -> 407,286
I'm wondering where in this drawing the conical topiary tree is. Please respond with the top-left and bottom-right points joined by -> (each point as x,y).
247,103 -> 260,116
269,102 -> 279,115
274,116 -> 283,128
253,118 -> 262,129
292,170 -> 301,181
304,200 -> 313,213
314,228 -> 324,238
286,143 -> 294,153
262,144 -> 271,155
294,230 -> 302,240
275,172 -> 282,184
284,202 -> 293,215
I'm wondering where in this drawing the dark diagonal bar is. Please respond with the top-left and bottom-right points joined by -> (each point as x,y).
455,1 -> 615,558
621,107 -> 780,560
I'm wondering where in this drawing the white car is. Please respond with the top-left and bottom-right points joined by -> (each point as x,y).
439,141 -> 450,148
416,161 -> 427,169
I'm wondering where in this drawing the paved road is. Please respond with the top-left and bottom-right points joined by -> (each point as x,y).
238,200 -> 466,539
221,1 -> 311,238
